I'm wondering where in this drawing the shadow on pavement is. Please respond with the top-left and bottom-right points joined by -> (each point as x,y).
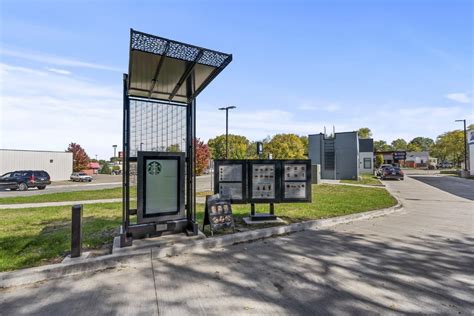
410,176 -> 474,201
2,228 -> 472,314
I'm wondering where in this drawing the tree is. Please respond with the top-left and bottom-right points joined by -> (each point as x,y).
374,140 -> 393,152
67,143 -> 90,172
100,163 -> 111,174
207,134 -> 250,159
195,138 -> 210,176
407,137 -> 434,152
264,134 -> 305,159
358,127 -> 372,139
246,141 -> 259,159
166,144 -> 181,152
431,130 -> 465,166
391,138 -> 407,151
375,154 -> 384,168
300,135 -> 309,157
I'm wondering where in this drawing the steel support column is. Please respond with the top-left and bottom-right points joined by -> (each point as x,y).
121,73 -> 132,247
186,72 -> 198,235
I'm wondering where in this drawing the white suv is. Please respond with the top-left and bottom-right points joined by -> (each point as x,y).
70,172 -> 93,182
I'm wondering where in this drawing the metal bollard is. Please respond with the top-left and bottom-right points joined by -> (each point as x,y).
71,204 -> 83,258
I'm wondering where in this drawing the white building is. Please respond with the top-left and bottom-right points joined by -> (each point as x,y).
0,149 -> 73,181
405,151 -> 437,168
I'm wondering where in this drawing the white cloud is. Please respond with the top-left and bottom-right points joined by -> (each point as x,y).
297,101 -> 341,112
0,63 -> 121,159
46,67 -> 71,75
0,48 -> 121,72
444,93 -> 471,104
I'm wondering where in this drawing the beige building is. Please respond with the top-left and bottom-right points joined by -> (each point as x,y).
0,149 -> 73,181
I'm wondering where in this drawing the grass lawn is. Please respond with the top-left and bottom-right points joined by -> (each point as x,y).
340,173 -> 382,186
0,184 -> 396,272
0,187 -> 137,205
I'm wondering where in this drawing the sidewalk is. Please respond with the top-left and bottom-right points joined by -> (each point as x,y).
320,179 -> 385,189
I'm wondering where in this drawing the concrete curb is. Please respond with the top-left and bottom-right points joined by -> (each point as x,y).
0,197 -> 402,289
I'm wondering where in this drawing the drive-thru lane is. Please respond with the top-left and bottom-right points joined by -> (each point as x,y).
1,176 -> 472,315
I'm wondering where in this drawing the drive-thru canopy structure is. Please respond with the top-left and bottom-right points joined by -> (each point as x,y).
121,29 -> 232,246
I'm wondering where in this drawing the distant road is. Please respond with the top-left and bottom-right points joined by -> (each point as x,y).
0,174 -> 213,197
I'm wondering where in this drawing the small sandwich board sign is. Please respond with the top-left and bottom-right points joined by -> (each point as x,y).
203,194 -> 235,236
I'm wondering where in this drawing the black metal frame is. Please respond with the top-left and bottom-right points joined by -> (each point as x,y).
280,160 -> 312,203
120,30 -> 232,247
137,151 -> 185,222
247,160 -> 282,204
212,159 -> 312,204
213,159 -> 248,204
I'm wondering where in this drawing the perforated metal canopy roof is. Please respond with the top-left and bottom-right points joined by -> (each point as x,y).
127,29 -> 232,104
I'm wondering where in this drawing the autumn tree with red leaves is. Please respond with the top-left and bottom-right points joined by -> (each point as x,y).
195,138 -> 210,176
67,142 -> 90,172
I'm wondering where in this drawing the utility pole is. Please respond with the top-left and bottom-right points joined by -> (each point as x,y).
455,119 -> 468,171
218,106 -> 236,159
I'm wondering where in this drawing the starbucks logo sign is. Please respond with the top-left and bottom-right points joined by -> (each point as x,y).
147,161 -> 161,175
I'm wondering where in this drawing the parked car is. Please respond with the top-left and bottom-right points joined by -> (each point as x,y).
0,170 -> 51,191
376,164 -> 394,176
437,161 -> 453,169
70,172 -> 93,182
381,167 -> 404,180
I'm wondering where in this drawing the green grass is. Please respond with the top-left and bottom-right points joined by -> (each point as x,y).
340,173 -> 382,186
0,184 -> 396,272
0,187 -> 137,205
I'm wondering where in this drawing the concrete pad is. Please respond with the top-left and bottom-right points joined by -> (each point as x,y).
112,231 -> 206,254
61,252 -> 91,264
242,216 -> 288,225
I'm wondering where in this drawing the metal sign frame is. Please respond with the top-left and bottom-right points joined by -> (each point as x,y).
280,160 -> 312,203
247,160 -> 282,204
120,30 -> 232,247
213,159 -> 248,204
137,151 -> 185,224
212,159 -> 312,204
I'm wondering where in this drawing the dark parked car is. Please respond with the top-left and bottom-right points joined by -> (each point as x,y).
0,170 -> 51,191
381,167 -> 404,181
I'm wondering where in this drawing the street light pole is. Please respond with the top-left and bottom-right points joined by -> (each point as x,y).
455,119 -> 467,171
218,106 -> 236,159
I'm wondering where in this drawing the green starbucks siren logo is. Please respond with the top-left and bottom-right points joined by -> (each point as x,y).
147,161 -> 161,175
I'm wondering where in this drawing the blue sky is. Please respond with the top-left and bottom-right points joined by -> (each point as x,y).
0,0 -> 472,159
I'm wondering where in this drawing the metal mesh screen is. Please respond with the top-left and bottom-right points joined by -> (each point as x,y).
129,99 -> 187,158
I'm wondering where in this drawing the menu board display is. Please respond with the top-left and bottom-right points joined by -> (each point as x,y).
251,164 -> 275,199
219,182 -> 243,200
219,165 -> 242,182
214,160 -> 247,203
284,182 -> 306,199
214,159 -> 311,204
203,194 -> 235,236
283,164 -> 306,181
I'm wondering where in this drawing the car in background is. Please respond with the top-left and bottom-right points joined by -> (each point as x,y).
381,167 -> 404,180
376,164 -> 394,177
0,170 -> 51,191
70,172 -> 93,182
437,161 -> 453,169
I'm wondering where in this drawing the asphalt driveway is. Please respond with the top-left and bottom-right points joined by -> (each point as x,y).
410,175 -> 474,200
1,176 -> 473,315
